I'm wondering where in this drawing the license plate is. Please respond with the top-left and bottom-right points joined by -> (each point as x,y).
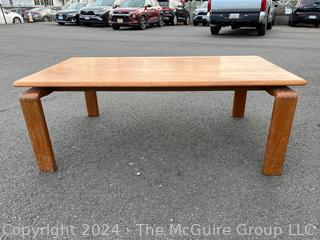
229,13 -> 240,19
117,18 -> 123,23
85,16 -> 90,20
309,15 -> 316,19
58,15 -> 63,20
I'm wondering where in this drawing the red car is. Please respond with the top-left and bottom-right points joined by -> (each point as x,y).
111,0 -> 164,30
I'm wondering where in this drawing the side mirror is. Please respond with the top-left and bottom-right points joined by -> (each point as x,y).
113,4 -> 119,8
145,4 -> 152,8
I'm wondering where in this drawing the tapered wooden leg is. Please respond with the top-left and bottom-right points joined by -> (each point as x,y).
19,88 -> 57,172
232,90 -> 247,118
262,87 -> 298,176
84,91 -> 99,117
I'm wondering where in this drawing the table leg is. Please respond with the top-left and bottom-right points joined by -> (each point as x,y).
84,91 -> 99,117
232,90 -> 247,118
19,88 -> 57,172
262,87 -> 298,176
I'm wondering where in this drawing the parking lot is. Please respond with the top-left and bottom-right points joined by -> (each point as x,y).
1,23 -> 320,239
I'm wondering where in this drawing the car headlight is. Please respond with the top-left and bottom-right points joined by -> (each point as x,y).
129,11 -> 138,18
68,13 -> 77,17
194,10 -> 198,14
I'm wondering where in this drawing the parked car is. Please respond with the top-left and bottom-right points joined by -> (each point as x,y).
79,0 -> 121,26
54,2 -> 88,25
24,7 -> 53,22
193,1 -> 208,26
7,7 -> 29,18
208,0 -> 274,36
110,0 -> 164,30
289,0 -> 320,27
0,9 -> 23,24
157,0 -> 190,25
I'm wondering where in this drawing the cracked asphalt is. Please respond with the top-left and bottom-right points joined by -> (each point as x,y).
0,23 -> 319,240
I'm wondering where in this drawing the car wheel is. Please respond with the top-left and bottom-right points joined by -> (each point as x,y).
210,25 -> 221,35
164,21 -> 170,26
171,15 -> 177,25
43,16 -> 49,22
58,22 -> 65,25
13,17 -> 22,24
183,15 -> 190,25
267,21 -> 272,30
157,14 -> 164,27
193,21 -> 198,26
112,25 -> 120,30
315,23 -> 319,27
202,21 -> 208,26
257,23 -> 266,36
139,16 -> 146,30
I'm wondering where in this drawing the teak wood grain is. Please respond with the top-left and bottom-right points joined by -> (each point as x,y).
13,56 -> 307,176
13,56 -> 306,87
19,88 -> 57,171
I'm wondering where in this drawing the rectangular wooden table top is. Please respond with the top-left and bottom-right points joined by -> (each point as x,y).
13,56 -> 306,88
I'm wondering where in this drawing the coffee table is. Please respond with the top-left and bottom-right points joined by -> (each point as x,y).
13,56 -> 307,175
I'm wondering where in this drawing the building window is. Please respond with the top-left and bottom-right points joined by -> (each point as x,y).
34,0 -> 53,5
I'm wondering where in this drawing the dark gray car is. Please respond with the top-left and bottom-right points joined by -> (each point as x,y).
24,7 -> 53,22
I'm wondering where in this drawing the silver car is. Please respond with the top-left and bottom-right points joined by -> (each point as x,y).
208,0 -> 276,36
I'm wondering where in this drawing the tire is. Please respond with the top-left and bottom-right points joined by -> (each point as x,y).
171,15 -> 177,25
58,22 -> 65,25
315,23 -> 319,27
257,23 -> 266,36
43,16 -> 49,22
267,21 -> 272,30
139,16 -> 146,30
193,21 -> 198,26
164,21 -> 170,26
183,15 -> 190,25
112,25 -> 120,30
210,25 -> 221,35
13,17 -> 21,24
202,21 -> 208,26
157,14 -> 164,27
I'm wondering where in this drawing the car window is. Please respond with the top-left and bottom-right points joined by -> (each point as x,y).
151,0 -> 158,6
296,0 -> 320,6
200,1 -> 208,8
175,0 -> 182,7
120,0 -> 145,7
92,0 -> 115,6
145,0 -> 152,6
158,0 -> 169,7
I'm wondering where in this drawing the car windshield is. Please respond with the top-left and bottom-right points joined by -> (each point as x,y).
66,3 -> 86,9
296,0 -> 320,6
158,0 -> 169,7
120,0 -> 145,8
200,1 -> 208,8
92,0 -> 114,6
30,8 -> 42,12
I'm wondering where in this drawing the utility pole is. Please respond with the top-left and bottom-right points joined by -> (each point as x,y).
0,0 -> 8,24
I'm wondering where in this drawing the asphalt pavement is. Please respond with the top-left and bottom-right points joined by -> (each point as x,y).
0,23 -> 319,240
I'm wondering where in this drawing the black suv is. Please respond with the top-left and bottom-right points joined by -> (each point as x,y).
289,0 -> 320,27
79,0 -> 121,26
55,2 -> 87,25
158,0 -> 190,25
